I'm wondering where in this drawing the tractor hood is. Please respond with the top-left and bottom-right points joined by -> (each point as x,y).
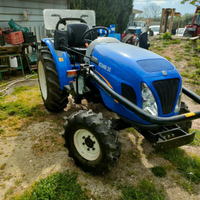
92,42 -> 179,80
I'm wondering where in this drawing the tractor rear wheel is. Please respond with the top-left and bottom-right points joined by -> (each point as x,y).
37,47 -> 68,112
63,110 -> 121,174
177,102 -> 192,133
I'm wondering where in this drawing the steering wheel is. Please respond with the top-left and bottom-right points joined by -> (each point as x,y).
55,18 -> 87,30
82,26 -> 109,43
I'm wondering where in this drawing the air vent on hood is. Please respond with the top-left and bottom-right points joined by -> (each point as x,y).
137,59 -> 174,73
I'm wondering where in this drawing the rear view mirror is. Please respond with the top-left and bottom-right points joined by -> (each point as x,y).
54,30 -> 68,51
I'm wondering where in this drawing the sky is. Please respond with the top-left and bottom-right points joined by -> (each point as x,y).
133,0 -> 198,15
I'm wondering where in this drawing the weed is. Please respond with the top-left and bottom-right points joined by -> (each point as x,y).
5,186 -> 16,198
175,57 -> 181,62
121,179 -> 165,200
10,171 -> 88,200
162,32 -> 172,40
15,178 -> 23,186
159,148 -> 200,183
171,39 -> 181,44
189,129 -> 200,146
171,174 -> 195,194
162,40 -> 170,46
188,57 -> 200,68
0,128 -> 5,134
0,163 -> 6,170
186,79 -> 200,85
165,56 -> 171,61
125,127 -> 136,133
151,166 -> 167,177
195,68 -> 200,76
4,173 -> 13,181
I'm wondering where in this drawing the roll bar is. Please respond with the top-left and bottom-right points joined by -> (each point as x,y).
88,68 -> 200,126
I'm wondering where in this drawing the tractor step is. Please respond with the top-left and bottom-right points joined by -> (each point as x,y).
140,124 -> 195,152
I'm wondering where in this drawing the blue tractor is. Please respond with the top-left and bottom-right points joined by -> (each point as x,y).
37,10 -> 200,174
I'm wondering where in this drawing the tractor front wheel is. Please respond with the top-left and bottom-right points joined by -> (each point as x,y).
37,47 -> 68,112
63,110 -> 121,174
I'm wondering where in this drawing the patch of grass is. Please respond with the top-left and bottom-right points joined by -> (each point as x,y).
181,72 -> 194,79
189,129 -> 200,146
10,171 -> 88,200
4,173 -> 13,181
121,179 -> 165,200
195,68 -> 200,76
31,132 -> 65,156
171,174 -> 195,194
15,178 -> 23,186
127,149 -> 141,162
125,127 -> 136,133
186,79 -> 200,85
151,166 -> 167,177
194,58 -> 200,68
165,56 -> 171,61
171,39 -> 181,44
162,40 -> 170,46
0,128 -> 5,134
159,148 -> 200,183
5,186 -> 16,198
12,86 -> 32,95
175,57 -> 181,62
0,163 -> 6,170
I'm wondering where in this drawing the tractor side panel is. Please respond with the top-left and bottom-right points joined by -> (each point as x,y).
42,39 -> 73,90
91,51 -> 147,124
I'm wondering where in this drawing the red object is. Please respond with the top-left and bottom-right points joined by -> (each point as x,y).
121,33 -> 126,40
4,31 -> 24,45
185,6 -> 200,37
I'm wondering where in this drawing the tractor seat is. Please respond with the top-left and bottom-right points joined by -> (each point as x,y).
67,23 -> 96,52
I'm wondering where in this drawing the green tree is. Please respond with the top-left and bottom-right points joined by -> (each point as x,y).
173,13 -> 194,29
70,0 -> 133,33
181,0 -> 200,6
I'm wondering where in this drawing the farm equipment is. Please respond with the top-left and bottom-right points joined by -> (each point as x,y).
184,6 -> 200,37
37,9 -> 200,174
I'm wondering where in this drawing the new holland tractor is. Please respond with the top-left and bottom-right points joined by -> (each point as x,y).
37,9 -> 200,174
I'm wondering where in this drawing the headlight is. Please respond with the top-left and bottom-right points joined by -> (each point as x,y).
174,87 -> 182,113
141,83 -> 158,116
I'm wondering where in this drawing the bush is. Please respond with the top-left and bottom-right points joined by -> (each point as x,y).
162,32 -> 172,40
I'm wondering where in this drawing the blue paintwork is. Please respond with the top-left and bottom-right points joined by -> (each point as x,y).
91,42 -> 182,125
42,38 -> 73,90
108,33 -> 121,41
42,38 -> 182,125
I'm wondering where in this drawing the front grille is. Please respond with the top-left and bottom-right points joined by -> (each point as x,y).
153,79 -> 179,115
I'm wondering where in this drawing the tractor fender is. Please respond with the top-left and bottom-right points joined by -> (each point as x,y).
41,38 -> 73,90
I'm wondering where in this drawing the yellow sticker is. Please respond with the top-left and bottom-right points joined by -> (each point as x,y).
114,99 -> 118,103
184,112 -> 195,117
59,57 -> 64,62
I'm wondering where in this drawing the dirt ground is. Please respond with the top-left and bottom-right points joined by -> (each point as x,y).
0,38 -> 200,200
